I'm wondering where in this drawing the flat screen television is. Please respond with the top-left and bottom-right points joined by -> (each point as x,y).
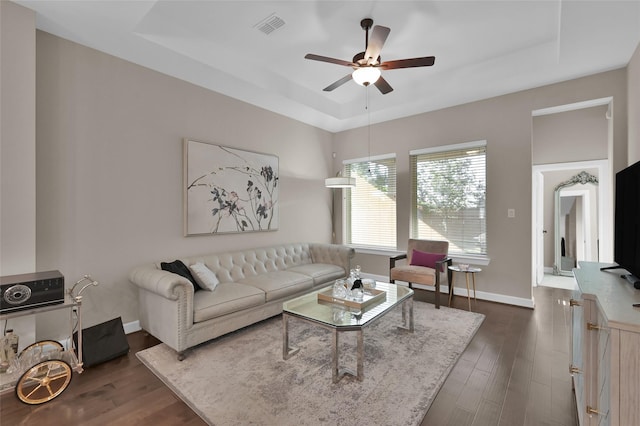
606,160 -> 640,287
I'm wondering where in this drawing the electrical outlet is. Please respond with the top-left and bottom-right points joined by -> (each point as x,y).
508,208 -> 515,218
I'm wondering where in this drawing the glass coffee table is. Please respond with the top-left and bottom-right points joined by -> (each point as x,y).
282,281 -> 414,383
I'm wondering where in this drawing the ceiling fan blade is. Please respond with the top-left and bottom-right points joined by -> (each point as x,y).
381,56 -> 436,69
305,54 -> 354,67
323,74 -> 353,92
364,25 -> 390,64
374,76 -> 393,94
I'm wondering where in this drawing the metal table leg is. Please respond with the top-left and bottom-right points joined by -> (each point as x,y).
400,297 -> 414,332
355,329 -> 364,380
331,328 -> 339,382
282,313 -> 299,360
332,328 -> 364,383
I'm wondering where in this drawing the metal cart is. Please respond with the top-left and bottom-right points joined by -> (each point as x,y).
0,275 -> 98,404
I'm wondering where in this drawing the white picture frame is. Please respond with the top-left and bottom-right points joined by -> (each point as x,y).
184,139 -> 279,236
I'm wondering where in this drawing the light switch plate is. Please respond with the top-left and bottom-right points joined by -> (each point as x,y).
508,208 -> 515,218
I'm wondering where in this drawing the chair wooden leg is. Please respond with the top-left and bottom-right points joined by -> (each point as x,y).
404,280 -> 441,309
434,272 -> 442,309
448,273 -> 455,307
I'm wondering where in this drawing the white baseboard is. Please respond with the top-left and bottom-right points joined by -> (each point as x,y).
362,272 -> 535,309
123,320 -> 141,334
58,319 -> 142,348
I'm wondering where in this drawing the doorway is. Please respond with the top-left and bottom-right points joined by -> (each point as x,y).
531,97 -> 614,290
532,160 -> 611,287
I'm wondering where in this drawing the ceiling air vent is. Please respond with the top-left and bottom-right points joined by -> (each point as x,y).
254,13 -> 285,35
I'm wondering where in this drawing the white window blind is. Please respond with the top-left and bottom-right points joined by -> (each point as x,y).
410,142 -> 487,255
344,155 -> 397,250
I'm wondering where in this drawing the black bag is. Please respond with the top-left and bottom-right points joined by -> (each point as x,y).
73,317 -> 129,367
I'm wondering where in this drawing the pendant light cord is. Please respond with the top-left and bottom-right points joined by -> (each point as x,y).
366,87 -> 371,174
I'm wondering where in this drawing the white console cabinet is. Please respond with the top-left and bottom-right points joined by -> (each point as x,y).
571,262 -> 640,426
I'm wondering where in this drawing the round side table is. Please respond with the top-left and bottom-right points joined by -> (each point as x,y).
448,265 -> 481,311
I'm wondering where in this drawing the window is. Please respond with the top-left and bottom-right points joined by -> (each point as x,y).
410,141 -> 487,255
344,154 -> 397,250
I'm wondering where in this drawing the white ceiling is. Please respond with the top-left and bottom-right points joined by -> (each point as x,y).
16,0 -> 640,132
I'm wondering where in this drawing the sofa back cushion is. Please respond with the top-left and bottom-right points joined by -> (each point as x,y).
183,243 -> 313,284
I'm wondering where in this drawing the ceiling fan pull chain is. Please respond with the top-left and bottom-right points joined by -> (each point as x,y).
367,88 -> 372,174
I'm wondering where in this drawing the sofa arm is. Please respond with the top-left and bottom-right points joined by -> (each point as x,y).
128,264 -> 195,300
129,264 -> 195,356
309,243 -> 355,275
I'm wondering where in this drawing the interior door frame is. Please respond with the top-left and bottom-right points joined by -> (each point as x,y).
531,96 -> 614,288
531,159 -> 612,286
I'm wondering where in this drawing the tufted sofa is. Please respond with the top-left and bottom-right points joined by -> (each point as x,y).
129,243 -> 354,359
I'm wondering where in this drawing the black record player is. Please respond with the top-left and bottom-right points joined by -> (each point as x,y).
0,270 -> 65,314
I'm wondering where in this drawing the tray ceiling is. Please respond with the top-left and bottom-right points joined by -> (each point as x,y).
16,0 -> 640,132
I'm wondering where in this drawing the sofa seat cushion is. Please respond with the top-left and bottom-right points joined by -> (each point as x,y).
390,265 -> 436,286
238,271 -> 313,302
288,263 -> 345,285
193,282 -> 265,323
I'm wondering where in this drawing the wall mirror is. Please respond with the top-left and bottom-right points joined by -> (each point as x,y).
553,171 -> 599,275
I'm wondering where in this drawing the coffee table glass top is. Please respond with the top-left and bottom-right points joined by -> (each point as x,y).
283,281 -> 413,328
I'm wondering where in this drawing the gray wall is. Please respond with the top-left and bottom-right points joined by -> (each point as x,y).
33,31 -> 334,337
0,2 -> 36,275
2,7 -> 638,337
533,106 -> 609,165
333,69 -> 628,304
629,43 -> 640,165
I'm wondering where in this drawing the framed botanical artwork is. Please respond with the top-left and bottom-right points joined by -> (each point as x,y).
183,139 -> 279,236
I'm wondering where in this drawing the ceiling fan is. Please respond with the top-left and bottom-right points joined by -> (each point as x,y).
305,18 -> 435,95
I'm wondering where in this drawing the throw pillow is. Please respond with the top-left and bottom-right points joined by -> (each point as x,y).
188,262 -> 219,292
410,249 -> 445,271
160,260 -> 202,291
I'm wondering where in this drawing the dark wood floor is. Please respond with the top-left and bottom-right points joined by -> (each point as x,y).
421,285 -> 577,426
0,286 -> 577,426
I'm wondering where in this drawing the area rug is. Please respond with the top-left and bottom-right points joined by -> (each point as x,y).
137,302 -> 484,426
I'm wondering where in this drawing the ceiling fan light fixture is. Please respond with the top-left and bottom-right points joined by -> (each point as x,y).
352,67 -> 381,86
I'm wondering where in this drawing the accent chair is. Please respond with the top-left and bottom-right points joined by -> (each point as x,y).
389,239 -> 452,309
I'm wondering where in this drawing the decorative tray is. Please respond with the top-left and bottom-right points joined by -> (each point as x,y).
317,288 -> 386,309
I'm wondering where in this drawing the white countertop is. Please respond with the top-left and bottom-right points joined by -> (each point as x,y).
574,261 -> 640,333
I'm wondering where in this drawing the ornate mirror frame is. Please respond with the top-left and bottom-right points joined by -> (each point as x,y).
553,171 -> 599,276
